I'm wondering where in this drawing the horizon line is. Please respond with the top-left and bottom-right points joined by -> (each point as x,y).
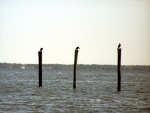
0,62 -> 150,66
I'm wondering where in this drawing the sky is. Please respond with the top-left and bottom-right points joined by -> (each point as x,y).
0,0 -> 150,65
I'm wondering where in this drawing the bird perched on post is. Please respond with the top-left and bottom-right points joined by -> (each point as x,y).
76,47 -> 80,50
40,48 -> 43,52
118,43 -> 121,49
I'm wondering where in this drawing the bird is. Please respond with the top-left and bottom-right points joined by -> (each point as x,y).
118,43 -> 121,48
76,47 -> 80,50
40,48 -> 43,52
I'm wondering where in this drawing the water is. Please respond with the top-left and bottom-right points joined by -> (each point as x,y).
0,68 -> 150,113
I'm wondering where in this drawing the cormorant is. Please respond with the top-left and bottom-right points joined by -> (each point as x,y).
76,47 -> 80,50
40,48 -> 43,52
118,43 -> 121,48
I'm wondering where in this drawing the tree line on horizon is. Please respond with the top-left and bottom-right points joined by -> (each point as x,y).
0,63 -> 150,72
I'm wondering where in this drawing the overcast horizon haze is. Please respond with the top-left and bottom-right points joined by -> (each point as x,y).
0,0 -> 150,65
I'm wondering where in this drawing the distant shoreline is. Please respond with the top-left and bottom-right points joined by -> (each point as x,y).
0,62 -> 150,66
0,63 -> 150,71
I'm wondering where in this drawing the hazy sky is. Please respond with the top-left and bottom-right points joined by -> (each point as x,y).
0,0 -> 150,65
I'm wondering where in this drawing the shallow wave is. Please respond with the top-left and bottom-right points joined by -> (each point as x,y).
0,69 -> 150,112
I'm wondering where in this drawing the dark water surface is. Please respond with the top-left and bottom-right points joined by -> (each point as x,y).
0,68 -> 150,113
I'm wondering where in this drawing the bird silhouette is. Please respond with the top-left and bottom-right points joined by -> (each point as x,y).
76,47 -> 80,50
40,48 -> 43,52
118,43 -> 121,48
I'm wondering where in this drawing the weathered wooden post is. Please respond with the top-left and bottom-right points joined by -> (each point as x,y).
73,47 -> 80,89
117,44 -> 121,91
38,48 -> 43,87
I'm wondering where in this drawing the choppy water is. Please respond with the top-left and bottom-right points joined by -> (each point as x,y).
0,68 -> 150,113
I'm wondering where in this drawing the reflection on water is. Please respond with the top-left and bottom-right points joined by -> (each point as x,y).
0,68 -> 150,112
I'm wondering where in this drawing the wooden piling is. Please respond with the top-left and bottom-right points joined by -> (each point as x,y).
73,49 -> 79,89
38,51 -> 42,87
117,48 -> 121,91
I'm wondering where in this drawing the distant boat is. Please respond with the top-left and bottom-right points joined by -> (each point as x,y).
21,65 -> 25,69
